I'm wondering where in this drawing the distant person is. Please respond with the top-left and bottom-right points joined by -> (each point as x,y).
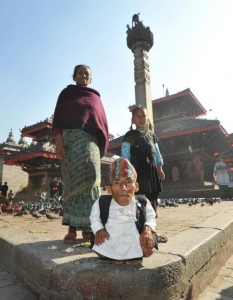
49,177 -> 58,198
52,64 -> 109,244
8,190 -> 14,205
1,182 -> 8,197
57,177 -> 63,197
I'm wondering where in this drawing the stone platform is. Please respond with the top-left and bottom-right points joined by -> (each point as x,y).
1,200 -> 233,300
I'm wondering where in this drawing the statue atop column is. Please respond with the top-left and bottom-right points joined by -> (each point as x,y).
126,13 -> 153,52
132,13 -> 144,27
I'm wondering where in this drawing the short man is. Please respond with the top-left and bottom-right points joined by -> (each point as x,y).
90,158 -> 156,265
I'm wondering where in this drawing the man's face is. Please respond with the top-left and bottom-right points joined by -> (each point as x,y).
107,177 -> 139,206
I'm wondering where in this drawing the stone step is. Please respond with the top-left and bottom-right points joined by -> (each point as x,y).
1,202 -> 233,299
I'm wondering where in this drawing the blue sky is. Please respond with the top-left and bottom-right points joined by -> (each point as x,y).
1,0 -> 233,144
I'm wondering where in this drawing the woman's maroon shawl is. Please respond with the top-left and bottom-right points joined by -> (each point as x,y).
52,85 -> 109,158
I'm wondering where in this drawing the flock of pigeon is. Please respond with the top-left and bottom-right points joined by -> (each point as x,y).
158,197 -> 225,208
0,191 -> 63,220
0,193 -> 230,217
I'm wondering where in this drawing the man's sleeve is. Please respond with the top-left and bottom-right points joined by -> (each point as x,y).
90,199 -> 105,234
144,199 -> 156,232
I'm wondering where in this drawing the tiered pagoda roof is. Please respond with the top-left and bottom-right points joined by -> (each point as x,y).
152,88 -> 207,119
0,129 -> 28,156
20,117 -> 54,141
4,117 -> 58,167
4,140 -> 57,167
155,118 -> 226,137
129,88 -> 207,120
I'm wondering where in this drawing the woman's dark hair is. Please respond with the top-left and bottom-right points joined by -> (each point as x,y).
130,105 -> 154,131
73,65 -> 91,78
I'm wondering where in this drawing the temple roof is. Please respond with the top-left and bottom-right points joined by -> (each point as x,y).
0,129 -> 26,155
222,149 -> 233,164
4,141 -> 57,166
154,118 -> 227,138
226,133 -> 233,148
222,149 -> 233,159
21,117 -> 53,139
18,135 -> 28,146
152,88 -> 207,118
128,88 -> 207,119
5,129 -> 16,144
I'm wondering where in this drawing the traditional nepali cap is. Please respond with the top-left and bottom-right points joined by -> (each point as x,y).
108,158 -> 137,184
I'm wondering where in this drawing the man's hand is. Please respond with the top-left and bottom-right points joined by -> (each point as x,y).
55,134 -> 65,159
140,226 -> 154,257
94,228 -> 109,246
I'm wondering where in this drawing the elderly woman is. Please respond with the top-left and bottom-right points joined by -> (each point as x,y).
52,64 -> 108,243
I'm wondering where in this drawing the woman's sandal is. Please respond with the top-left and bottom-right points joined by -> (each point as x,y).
157,235 -> 168,243
63,232 -> 77,244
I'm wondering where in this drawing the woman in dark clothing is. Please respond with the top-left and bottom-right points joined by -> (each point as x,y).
121,105 -> 167,243
53,65 -> 109,243
121,106 -> 165,211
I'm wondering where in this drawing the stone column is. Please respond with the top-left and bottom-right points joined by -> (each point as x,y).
127,14 -> 154,123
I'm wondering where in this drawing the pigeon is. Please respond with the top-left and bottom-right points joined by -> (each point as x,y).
32,211 -> 43,218
208,198 -> 214,205
159,202 -> 166,208
14,210 -> 24,217
46,212 -> 59,221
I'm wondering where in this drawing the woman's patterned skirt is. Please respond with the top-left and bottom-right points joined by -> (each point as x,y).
61,129 -> 101,231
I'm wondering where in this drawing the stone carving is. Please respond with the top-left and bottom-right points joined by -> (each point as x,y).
132,13 -> 140,26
